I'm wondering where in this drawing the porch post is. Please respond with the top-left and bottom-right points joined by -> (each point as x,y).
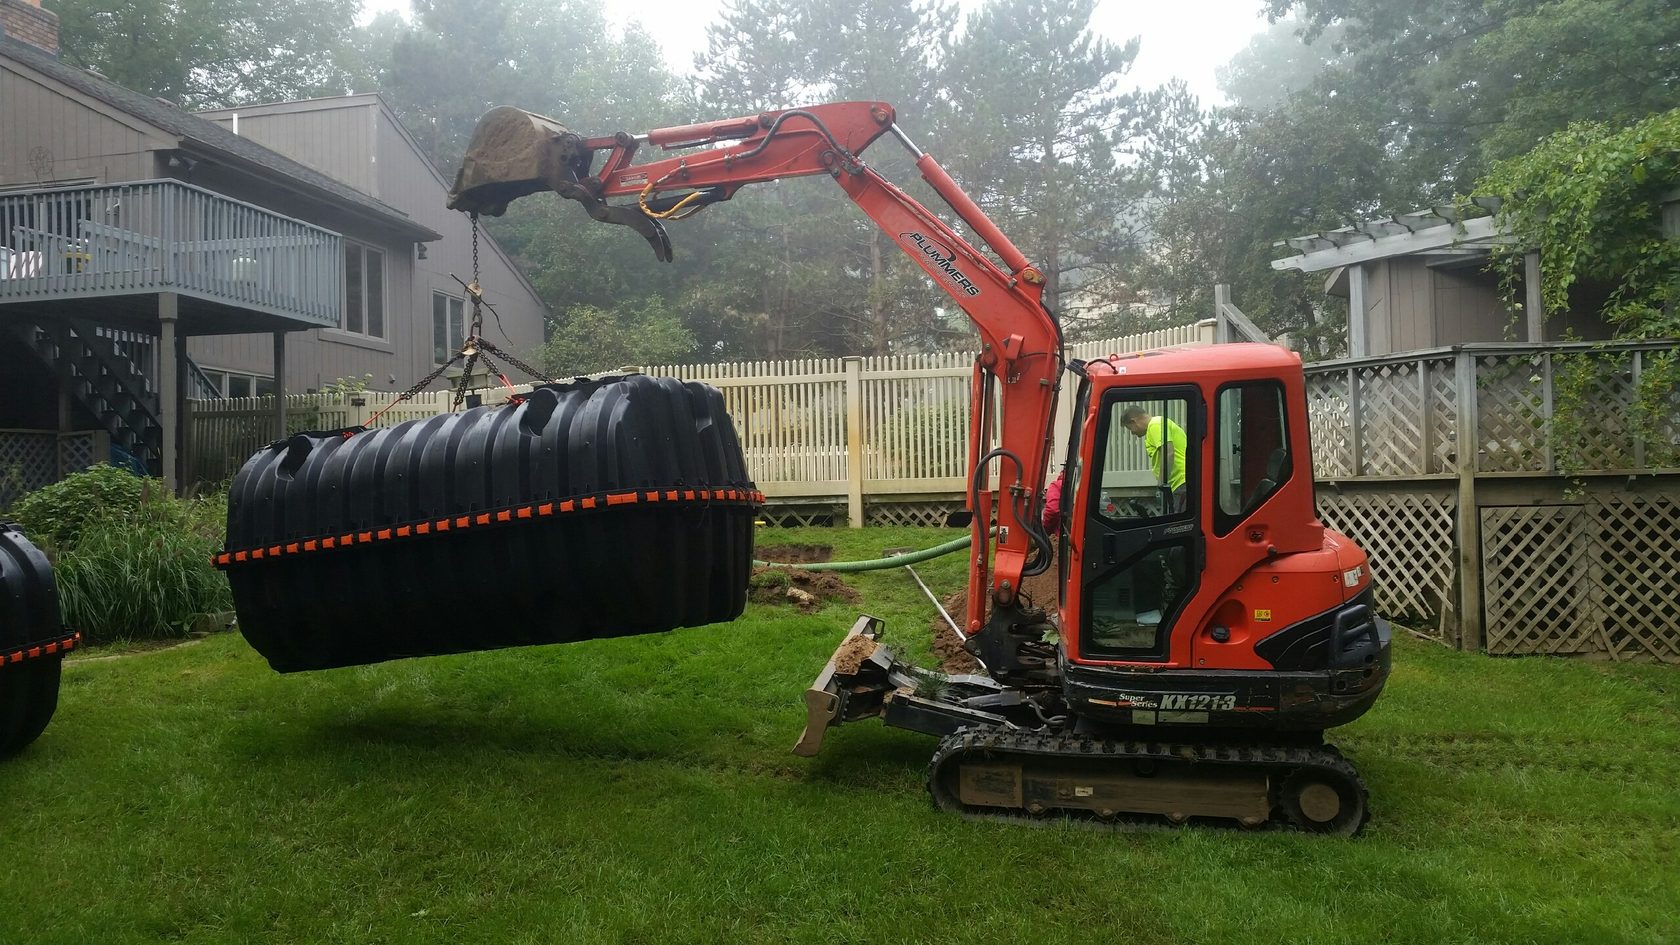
158,293 -> 179,492
1524,252 -> 1544,343
1347,264 -> 1368,358
273,331 -> 287,439
1453,349 -> 1484,652
175,328 -> 189,489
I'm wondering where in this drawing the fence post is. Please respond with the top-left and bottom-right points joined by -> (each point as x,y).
346,395 -> 374,428
844,356 -> 865,527
1453,349 -> 1484,652
1630,349 -> 1646,470
182,398 -> 196,489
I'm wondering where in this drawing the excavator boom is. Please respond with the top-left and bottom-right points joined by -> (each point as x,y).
450,102 -> 1065,643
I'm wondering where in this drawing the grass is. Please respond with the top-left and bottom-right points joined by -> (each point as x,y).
3,525 -> 1677,944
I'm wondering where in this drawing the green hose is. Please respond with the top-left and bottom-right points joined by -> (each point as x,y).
753,532 -> 976,572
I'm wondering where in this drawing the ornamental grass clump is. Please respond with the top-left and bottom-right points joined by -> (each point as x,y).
8,466 -> 230,644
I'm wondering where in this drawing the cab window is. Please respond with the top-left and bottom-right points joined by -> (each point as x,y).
1081,390 -> 1196,660
1091,394 -> 1192,524
1214,382 -> 1291,536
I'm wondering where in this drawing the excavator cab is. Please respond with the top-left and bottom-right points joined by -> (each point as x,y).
1055,346 -> 1389,726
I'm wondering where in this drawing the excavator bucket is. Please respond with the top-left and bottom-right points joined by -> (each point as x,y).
448,106 -> 674,261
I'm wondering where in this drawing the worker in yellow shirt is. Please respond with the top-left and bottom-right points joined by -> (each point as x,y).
1120,405 -> 1187,513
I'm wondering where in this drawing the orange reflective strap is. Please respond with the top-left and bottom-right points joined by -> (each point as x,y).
1,631 -> 80,667
213,485 -> 764,568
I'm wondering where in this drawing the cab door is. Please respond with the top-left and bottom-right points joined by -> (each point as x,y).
1070,384 -> 1203,664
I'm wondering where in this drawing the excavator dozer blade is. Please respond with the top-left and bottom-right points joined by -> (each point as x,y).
792,615 -> 901,757
447,106 -> 674,262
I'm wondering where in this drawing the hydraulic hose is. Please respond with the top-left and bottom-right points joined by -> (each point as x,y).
753,532 -> 978,572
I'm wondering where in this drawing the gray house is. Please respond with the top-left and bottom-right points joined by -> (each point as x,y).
0,0 -> 545,494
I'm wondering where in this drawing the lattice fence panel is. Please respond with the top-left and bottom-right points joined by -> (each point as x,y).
1648,366 -> 1680,468
1315,489 -> 1456,637
864,501 -> 964,528
1481,505 -> 1594,656
1304,373 -> 1353,478
1474,355 -> 1549,472
1588,494 -> 1680,662
1555,353 -> 1637,471
1425,360 -> 1460,474
1355,361 -> 1426,476
757,504 -> 841,528
58,432 -> 97,474
0,432 -> 59,508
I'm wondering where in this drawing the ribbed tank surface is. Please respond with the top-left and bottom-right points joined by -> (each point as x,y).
217,375 -> 762,673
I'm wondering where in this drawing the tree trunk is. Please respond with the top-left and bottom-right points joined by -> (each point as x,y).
870,229 -> 888,356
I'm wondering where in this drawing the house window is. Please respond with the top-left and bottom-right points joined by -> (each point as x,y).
199,368 -> 273,399
343,243 -> 385,337
433,291 -> 465,364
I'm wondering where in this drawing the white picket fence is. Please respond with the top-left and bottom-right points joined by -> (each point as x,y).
186,320 -> 1217,522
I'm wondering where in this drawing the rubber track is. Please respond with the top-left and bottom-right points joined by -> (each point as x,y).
926,726 -> 1371,835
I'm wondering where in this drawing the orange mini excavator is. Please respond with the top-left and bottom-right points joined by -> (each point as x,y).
448,101 -> 1392,834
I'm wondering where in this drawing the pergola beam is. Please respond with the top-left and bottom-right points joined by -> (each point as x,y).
1273,215 -> 1506,273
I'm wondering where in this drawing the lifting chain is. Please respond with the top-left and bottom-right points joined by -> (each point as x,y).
363,213 -> 555,428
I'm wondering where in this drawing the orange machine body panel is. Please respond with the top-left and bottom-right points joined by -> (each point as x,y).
1060,344 -> 1367,672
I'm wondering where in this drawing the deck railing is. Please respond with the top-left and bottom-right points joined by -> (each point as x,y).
0,180 -> 341,327
1301,340 -> 1680,479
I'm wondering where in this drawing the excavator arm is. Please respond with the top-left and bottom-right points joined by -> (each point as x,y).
450,101 -> 1065,644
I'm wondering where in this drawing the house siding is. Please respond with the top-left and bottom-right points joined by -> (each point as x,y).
199,101 -> 378,196
371,108 -> 545,368
1432,265 -> 1509,345
0,59 -> 164,186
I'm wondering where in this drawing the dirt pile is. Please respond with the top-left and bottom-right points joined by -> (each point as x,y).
748,566 -> 858,613
931,589 -> 980,674
829,633 -> 878,675
756,544 -> 833,564
927,549 -> 1059,675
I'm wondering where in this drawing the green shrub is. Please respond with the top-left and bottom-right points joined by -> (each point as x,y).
10,466 -> 232,643
8,464 -> 149,550
53,508 -> 232,643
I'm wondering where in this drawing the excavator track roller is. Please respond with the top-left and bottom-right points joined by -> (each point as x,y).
928,728 -> 1370,835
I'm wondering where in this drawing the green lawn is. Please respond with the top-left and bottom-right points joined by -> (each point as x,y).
3,526 -> 1677,944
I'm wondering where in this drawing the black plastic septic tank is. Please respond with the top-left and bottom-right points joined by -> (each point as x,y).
217,374 -> 762,673
1,522 -> 79,756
